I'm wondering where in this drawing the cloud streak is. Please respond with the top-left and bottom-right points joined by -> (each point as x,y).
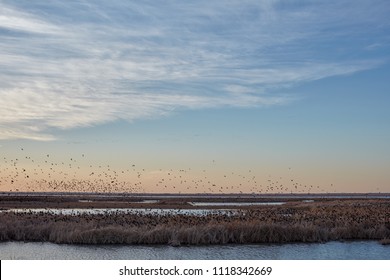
0,0 -> 388,140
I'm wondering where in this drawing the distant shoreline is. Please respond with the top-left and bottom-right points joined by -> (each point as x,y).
1,192 -> 390,209
2,191 -> 389,197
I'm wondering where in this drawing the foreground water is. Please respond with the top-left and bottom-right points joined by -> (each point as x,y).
0,241 -> 388,260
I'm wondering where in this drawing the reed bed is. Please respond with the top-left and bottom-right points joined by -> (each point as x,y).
380,238 -> 390,245
0,200 -> 389,245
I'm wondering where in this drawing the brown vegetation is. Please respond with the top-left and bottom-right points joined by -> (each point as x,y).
0,199 -> 389,245
380,238 -> 390,245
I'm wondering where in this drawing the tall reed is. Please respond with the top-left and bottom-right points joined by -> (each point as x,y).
0,200 -> 389,245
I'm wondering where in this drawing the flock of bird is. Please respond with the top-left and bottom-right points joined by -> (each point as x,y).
0,147 -> 333,194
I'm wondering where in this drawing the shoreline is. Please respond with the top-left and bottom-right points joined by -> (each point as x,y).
1,192 -> 389,210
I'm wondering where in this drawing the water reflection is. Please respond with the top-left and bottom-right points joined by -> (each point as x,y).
0,241 -> 388,260
1,208 -> 238,216
188,202 -> 285,206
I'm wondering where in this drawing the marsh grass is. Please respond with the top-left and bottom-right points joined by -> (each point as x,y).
0,200 -> 389,245
380,238 -> 390,245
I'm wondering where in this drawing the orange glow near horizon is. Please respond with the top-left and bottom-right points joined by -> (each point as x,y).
1,148 -> 388,194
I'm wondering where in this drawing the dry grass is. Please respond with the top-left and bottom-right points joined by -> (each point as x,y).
380,238 -> 390,245
0,200 -> 389,245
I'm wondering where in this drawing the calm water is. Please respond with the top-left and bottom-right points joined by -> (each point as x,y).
188,202 -> 285,206
1,208 -> 238,216
0,241 -> 388,260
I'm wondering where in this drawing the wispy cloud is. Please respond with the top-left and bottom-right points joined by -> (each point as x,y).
0,0 -> 388,140
0,4 -> 62,35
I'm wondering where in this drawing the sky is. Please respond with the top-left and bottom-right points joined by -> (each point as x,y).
0,0 -> 389,193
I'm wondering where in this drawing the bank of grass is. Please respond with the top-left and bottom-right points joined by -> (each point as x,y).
0,200 -> 389,245
380,238 -> 390,245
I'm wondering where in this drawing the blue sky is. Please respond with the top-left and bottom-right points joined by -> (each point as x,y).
0,0 -> 389,193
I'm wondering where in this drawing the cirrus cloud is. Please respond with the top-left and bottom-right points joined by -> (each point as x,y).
0,0 -> 388,140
